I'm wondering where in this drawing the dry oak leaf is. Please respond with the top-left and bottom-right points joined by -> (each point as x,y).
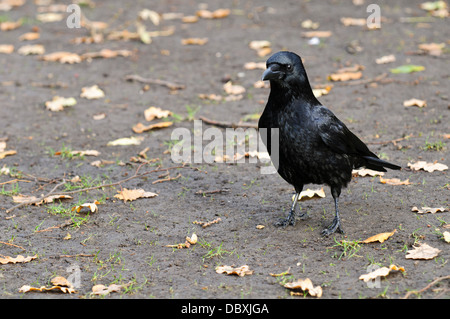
403,98 -> 427,108
362,229 -> 396,244
45,96 -> 77,111
0,254 -> 37,265
80,85 -> 105,99
17,44 -> 45,55
411,206 -> 448,214
144,106 -> 172,121
71,201 -> 99,213
114,188 -> 157,202
328,71 -> 362,82
132,121 -> 173,134
91,283 -> 126,296
0,44 -> 14,54
406,243 -> 441,260
301,30 -> 332,38
379,176 -> 411,185
284,278 -> 323,298
216,265 -> 253,277
407,161 -> 448,172
359,264 -> 405,282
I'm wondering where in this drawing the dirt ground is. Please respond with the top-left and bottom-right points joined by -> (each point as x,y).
0,0 -> 449,302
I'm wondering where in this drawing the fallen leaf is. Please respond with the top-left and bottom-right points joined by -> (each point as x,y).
138,9 -> 160,25
328,71 -> 362,82
284,278 -> 323,298
42,194 -> 72,204
340,17 -> 366,26
41,51 -> 81,63
376,54 -> 396,64
411,206 -> 448,214
80,85 -> 105,99
186,233 -> 198,245
293,188 -> 326,201
0,254 -> 37,265
359,264 -> 405,282
223,81 -> 245,95
403,98 -> 427,108
0,44 -> 14,54
114,188 -> 157,202
198,93 -> 223,101
182,15 -> 199,23
408,161 -> 448,172
71,201 -> 99,213
196,8 -> 230,19
144,106 -> 172,121
132,121 -> 173,134
0,20 -> 22,31
362,229 -> 396,243
352,168 -> 384,177
91,284 -> 126,296
17,44 -> 45,55
0,150 -> 17,159
181,38 -> 208,45
301,19 -> 320,29
107,136 -> 144,146
312,86 -> 331,98
443,231 -> 450,243
45,96 -> 77,111
406,243 -> 441,260
301,31 -> 332,38
19,32 -> 40,41
379,177 -> 411,185
244,61 -> 266,70
418,43 -> 445,56
256,225 -> 265,229
390,65 -> 425,74
90,159 -> 114,167
248,40 -> 271,57
36,12 -> 63,22
216,265 -> 253,277
80,49 -> 132,60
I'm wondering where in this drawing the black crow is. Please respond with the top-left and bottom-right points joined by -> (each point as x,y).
258,51 -> 401,236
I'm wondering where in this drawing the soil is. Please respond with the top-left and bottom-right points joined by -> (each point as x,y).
0,0 -> 449,302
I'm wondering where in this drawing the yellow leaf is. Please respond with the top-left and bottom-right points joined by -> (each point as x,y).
362,229 -> 396,243
80,85 -> 105,99
71,201 -> 99,213
408,161 -> 448,172
293,188 -> 326,201
403,98 -> 427,108
301,31 -> 332,38
107,136 -> 144,146
352,168 -> 385,177
223,81 -> 246,95
216,265 -> 253,277
328,71 -> 362,82
379,177 -> 411,185
0,44 -> 14,54
0,150 -> 17,159
144,106 -> 172,121
17,44 -> 45,55
132,121 -> 173,134
19,32 -> 40,41
45,96 -> 77,112
181,38 -> 208,45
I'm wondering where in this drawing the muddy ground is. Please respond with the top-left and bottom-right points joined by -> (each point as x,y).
0,0 -> 449,303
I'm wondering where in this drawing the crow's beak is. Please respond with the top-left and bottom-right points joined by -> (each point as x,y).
261,64 -> 282,81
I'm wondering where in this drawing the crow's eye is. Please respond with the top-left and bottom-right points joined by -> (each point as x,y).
286,64 -> 292,71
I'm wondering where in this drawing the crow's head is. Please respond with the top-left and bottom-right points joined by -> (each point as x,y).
262,51 -> 308,90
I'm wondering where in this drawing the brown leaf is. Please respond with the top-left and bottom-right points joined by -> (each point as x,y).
284,278 -> 323,297
0,20 -> 22,31
406,243 -> 441,260
41,51 -> 81,63
196,8 -> 230,19
0,44 -> 14,54
91,284 -> 125,295
19,32 -> 40,41
17,44 -> 45,55
340,17 -> 367,26
379,177 -> 411,185
419,43 -> 445,56
0,254 -> 37,265
301,31 -> 332,38
0,150 -> 17,159
362,229 -> 396,243
375,54 -> 396,64
411,206 -> 448,214
359,264 -> 405,282
132,121 -> 173,134
408,161 -> 448,172
114,188 -> 157,202
216,265 -> 253,277
223,81 -> 245,95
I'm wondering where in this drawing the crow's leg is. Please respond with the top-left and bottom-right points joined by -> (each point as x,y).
322,187 -> 345,236
276,186 -> 304,228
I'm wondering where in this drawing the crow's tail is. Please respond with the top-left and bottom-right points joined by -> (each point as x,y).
362,156 -> 402,171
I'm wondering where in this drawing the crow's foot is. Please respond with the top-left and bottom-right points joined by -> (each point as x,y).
321,217 -> 344,236
275,210 -> 296,228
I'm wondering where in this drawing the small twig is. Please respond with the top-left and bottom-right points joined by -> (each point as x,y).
124,74 -> 185,90
402,275 -> 450,299
367,133 -> 413,146
0,241 -> 25,251
193,217 -> 222,228
0,179 -> 31,186
152,173 -> 182,184
195,189 -> 230,195
49,253 -> 96,259
34,219 -> 73,233
199,116 -> 258,129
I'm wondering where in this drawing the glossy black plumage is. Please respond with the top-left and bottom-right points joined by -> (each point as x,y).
258,51 -> 401,236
